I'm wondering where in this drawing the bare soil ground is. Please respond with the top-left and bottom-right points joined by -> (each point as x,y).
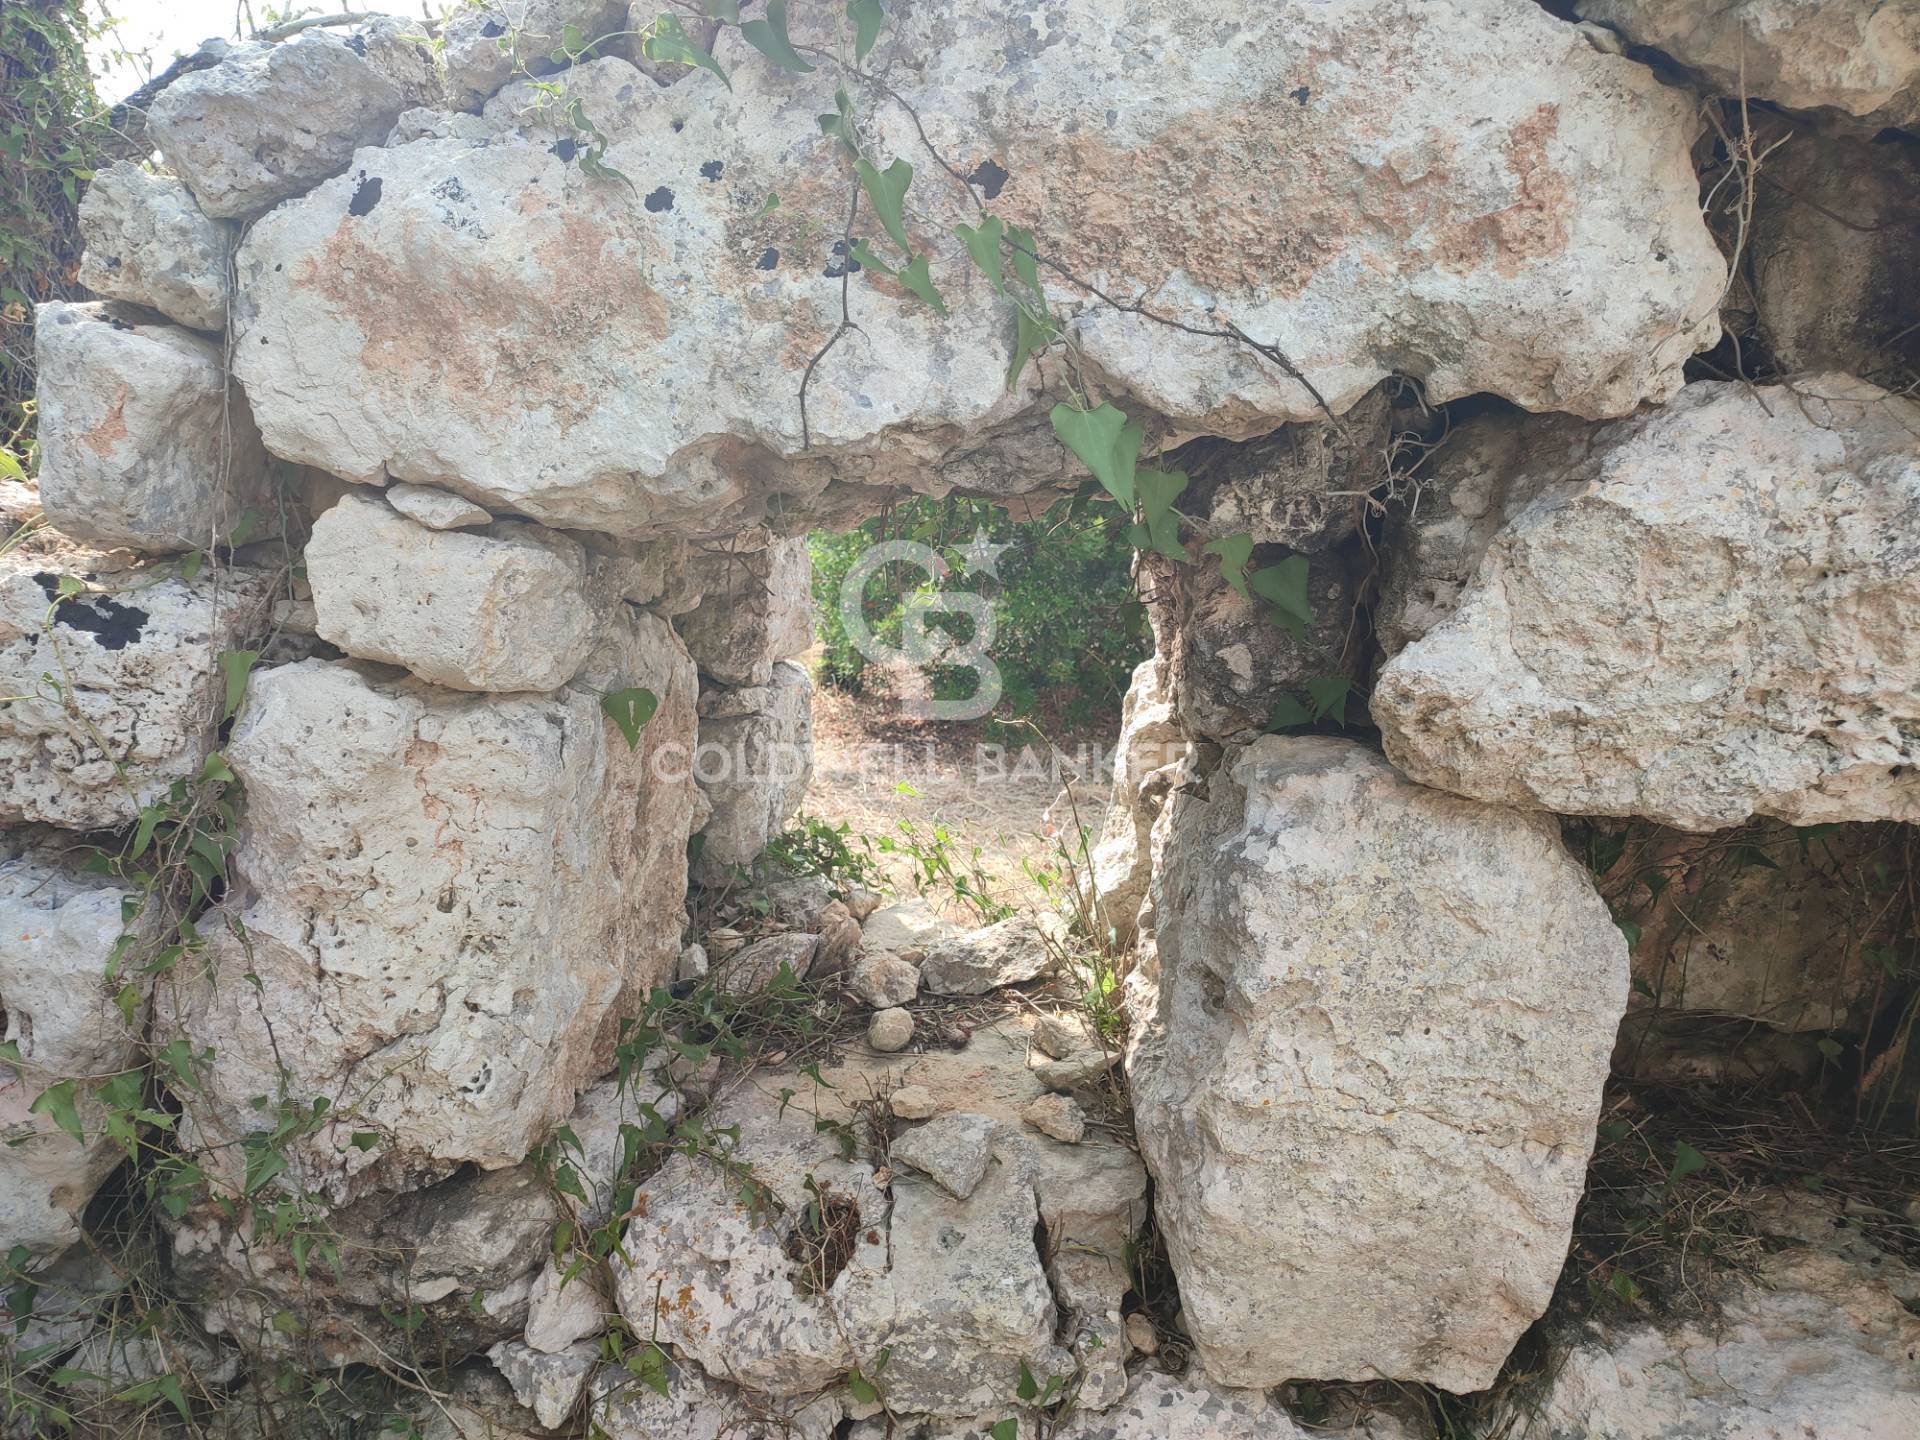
802,649 -> 1117,916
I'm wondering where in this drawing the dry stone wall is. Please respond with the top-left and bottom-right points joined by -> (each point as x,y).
4,2 -> 1919,1437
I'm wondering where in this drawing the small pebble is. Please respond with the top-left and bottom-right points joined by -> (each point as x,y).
890,1083 -> 937,1120
677,942 -> 709,984
1033,1012 -> 1088,1059
868,1007 -> 915,1053
1021,1092 -> 1086,1144
1124,1312 -> 1159,1356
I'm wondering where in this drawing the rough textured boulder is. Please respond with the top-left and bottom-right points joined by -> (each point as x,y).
1130,738 -> 1626,1392
1144,541 -> 1359,742
440,0 -> 627,111
1376,378 -> 1920,831
148,19 -> 438,219
1577,0 -> 1920,123
678,534 -> 811,686
33,301 -> 268,554
161,615 -> 696,1201
386,482 -> 492,530
76,161 -> 231,331
918,916 -> 1061,996
0,499 -> 275,829
172,1163 -> 557,1367
613,1018 -> 1145,1422
307,492 -> 607,692
231,2 -> 1721,532
1749,129 -> 1920,376
1089,658 -> 1189,947
1516,1193 -> 1920,1437
0,840 -> 152,1260
692,661 -> 814,883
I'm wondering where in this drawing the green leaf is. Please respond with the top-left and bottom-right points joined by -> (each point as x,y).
30,1080 -> 83,1142
1006,307 -> 1051,392
218,650 -> 259,721
0,1039 -> 20,1066
0,449 -> 25,482
1203,534 -> 1256,597
243,1145 -> 288,1197
348,1130 -> 381,1152
1305,676 -> 1350,725
846,0 -> 884,60
739,0 -> 813,72
818,86 -> 858,154
1609,1267 -> 1643,1305
847,1367 -> 878,1405
848,238 -> 894,277
199,750 -> 235,785
702,0 -> 740,19
954,214 -> 1004,291
1248,555 -> 1312,633
1816,1036 -> 1844,1062
1267,694 -> 1315,731
642,13 -> 731,89
1016,1360 -> 1039,1402
1667,1140 -> 1708,1186
896,254 -> 948,316
1134,468 -> 1189,559
1048,403 -> 1138,509
989,1420 -> 1018,1440
855,156 -> 913,255
1616,918 -> 1643,950
1005,225 -> 1040,295
601,687 -> 659,750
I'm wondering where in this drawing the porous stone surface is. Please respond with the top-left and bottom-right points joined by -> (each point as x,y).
678,536 -> 812,685
77,161 -> 231,331
160,614 -> 696,1201
230,2 -> 1722,533
386,482 -> 493,530
0,840 -> 152,1260
523,1259 -> 609,1354
713,932 -> 817,995
488,1339 -> 598,1428
862,899 -> 961,956
306,492 -> 604,692
890,1113 -> 998,1200
867,1006 -> 914,1053
148,19 -> 438,218
847,950 -> 921,1009
1089,658 -> 1188,946
612,1019 -> 1145,1421
1021,1094 -> 1086,1145
33,301 -> 268,553
1375,378 -> 1920,831
440,0 -> 627,111
588,1359 -> 842,1440
1576,0 -> 1920,122
1517,1224 -> 1920,1436
1130,738 -> 1626,1392
918,916 -> 1060,996
0,510 -> 274,829
692,661 -> 814,883
1049,1370 -> 1302,1440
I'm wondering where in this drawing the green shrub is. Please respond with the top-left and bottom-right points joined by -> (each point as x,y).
810,494 -> 1147,727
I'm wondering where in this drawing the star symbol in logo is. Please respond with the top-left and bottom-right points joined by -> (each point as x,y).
953,526 -> 1012,579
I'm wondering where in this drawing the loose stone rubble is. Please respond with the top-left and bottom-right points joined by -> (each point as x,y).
76,161 -> 232,331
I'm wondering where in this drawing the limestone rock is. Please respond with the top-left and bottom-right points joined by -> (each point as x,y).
714,932 -> 816,995
488,1339 -> 597,1429
1750,129 -> 1920,376
589,1359 -> 842,1440
0,841 -> 153,1260
1050,1370 -> 1298,1440
232,4 -> 1722,534
919,917 -> 1059,996
1032,1013 -> 1091,1061
613,1019 -> 1143,1419
692,661 -> 814,883
386,482 -> 493,530
1518,1241 -> 1920,1436
524,1259 -> 609,1354
1088,659 -> 1188,947
1030,1046 -> 1119,1094
809,899 -> 862,977
847,951 -> 920,1009
306,492 -> 604,692
1374,378 -> 1920,831
1021,1094 -> 1086,1145
65,1327 -> 241,1395
862,899 -> 961,957
33,301 -> 268,554
1577,0 -> 1920,122
441,1 -> 627,111
889,1084 -> 936,1121
677,942 -> 709,985
148,20 -> 438,218
160,616 -> 695,1201
77,161 -> 231,331
867,1006 -> 914,1054
678,536 -> 812,686
1143,540 -> 1360,742
890,1114 -> 997,1200
0,525 -> 274,828
1130,738 -> 1626,1392
174,1163 -> 557,1367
